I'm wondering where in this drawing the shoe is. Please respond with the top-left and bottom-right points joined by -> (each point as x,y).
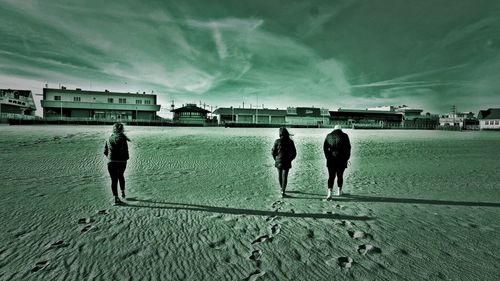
114,197 -> 124,205
121,190 -> 126,198
325,196 -> 333,201
336,189 -> 343,196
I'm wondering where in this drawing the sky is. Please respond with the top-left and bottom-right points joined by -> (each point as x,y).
1,0 -> 500,116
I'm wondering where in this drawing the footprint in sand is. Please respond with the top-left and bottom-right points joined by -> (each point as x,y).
399,249 -> 409,256
265,215 -> 279,222
270,224 -> 281,236
81,225 -> 97,234
97,210 -> 109,215
208,238 -> 226,249
271,200 -> 284,210
78,218 -> 93,224
357,244 -> 382,255
339,220 -> 355,228
337,257 -> 354,268
49,240 -> 69,249
31,260 -> 49,272
348,230 -> 372,239
251,235 -> 272,245
249,249 -> 262,261
245,269 -> 266,281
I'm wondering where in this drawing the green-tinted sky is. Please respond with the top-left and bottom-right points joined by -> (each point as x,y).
1,0 -> 500,114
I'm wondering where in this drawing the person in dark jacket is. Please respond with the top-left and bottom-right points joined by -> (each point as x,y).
104,123 -> 130,205
324,125 -> 351,199
271,127 -> 297,197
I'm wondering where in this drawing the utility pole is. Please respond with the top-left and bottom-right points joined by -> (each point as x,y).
255,94 -> 258,124
451,105 -> 457,127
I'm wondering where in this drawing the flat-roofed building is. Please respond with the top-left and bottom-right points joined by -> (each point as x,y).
41,87 -> 160,121
329,108 -> 403,126
395,107 -> 423,120
478,108 -> 500,130
439,112 -> 476,127
395,106 -> 438,128
212,107 -> 286,125
286,107 -> 330,126
171,103 -> 210,125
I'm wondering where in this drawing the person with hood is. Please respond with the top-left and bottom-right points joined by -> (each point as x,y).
324,125 -> 351,199
104,123 -> 130,205
271,127 -> 297,197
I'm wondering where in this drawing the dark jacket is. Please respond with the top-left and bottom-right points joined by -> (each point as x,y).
104,133 -> 130,162
271,137 -> 297,170
324,129 -> 351,168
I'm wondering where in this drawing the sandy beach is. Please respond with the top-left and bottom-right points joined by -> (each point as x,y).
0,125 -> 499,281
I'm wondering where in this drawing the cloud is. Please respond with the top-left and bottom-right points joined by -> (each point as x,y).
1,0 -> 499,115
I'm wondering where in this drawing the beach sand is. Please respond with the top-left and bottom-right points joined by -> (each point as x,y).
0,125 -> 499,280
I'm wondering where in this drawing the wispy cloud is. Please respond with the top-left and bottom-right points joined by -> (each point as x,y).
1,0 -> 500,114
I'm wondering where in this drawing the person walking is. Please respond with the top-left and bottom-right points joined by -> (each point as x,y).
104,123 -> 130,205
271,127 -> 297,197
324,125 -> 351,199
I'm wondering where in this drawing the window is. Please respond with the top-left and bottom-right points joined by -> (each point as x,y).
119,98 -> 126,104
74,97 -> 81,102
144,100 -> 151,105
54,96 -> 61,101
496,120 -> 499,125
108,98 -> 114,103
136,100 -> 142,104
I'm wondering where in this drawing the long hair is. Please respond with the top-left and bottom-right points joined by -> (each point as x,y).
110,123 -> 130,142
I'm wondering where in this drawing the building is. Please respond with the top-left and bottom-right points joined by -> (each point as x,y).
171,103 -> 211,125
329,108 -> 403,126
41,87 -> 160,121
395,107 -> 441,128
212,107 -> 287,125
0,89 -> 36,121
395,106 -> 423,120
478,108 -> 500,130
286,107 -> 330,126
439,112 -> 477,128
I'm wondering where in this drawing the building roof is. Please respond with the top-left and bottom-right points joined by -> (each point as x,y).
171,104 -> 210,113
335,108 -> 402,115
213,107 -> 286,116
395,108 -> 423,113
1,89 -> 36,110
1,89 -> 32,97
478,108 -> 500,119
44,88 -> 156,98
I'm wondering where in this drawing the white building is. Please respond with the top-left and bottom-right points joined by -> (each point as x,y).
0,89 -> 37,121
439,112 -> 475,127
212,107 -> 286,125
478,108 -> 500,130
41,87 -> 160,121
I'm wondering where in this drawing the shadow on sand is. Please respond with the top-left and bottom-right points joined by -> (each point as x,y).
284,191 -> 325,200
342,194 -> 500,208
122,198 -> 374,221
